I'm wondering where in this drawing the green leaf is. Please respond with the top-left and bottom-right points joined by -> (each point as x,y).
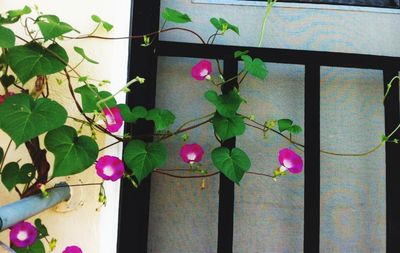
123,140 -> 167,183
6,43 -> 69,84
277,119 -> 293,132
91,15 -> 113,32
212,113 -> 245,141
0,74 -> 16,88
0,25 -> 15,48
161,8 -> 191,23
234,50 -> 248,59
117,104 -> 147,123
204,90 -> 243,118
74,84 -> 116,113
289,125 -> 302,134
241,55 -> 268,80
145,108 -> 176,132
12,239 -> 45,253
0,162 -> 34,191
1,162 -> 19,191
209,18 -> 239,34
210,17 -> 222,30
0,6 -> 31,25
74,47 -> 99,64
0,93 -> 68,146
45,125 -> 99,177
34,219 -> 49,238
36,15 -> 77,40
211,147 -> 251,184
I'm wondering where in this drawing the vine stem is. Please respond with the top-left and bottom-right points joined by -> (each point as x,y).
257,0 -> 277,47
0,139 -> 12,172
383,75 -> 400,103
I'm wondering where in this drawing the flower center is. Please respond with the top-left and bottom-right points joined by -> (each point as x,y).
283,159 -> 293,169
103,166 -> 114,177
17,231 -> 28,241
106,114 -> 116,125
187,152 -> 197,161
200,69 -> 208,77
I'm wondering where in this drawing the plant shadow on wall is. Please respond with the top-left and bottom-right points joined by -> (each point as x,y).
0,3 -> 399,253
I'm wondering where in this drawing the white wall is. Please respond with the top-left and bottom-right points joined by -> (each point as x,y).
0,1 -> 131,253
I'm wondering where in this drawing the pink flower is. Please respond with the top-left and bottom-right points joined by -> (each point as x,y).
103,107 -> 123,133
179,143 -> 205,163
191,60 -> 212,81
9,221 -> 38,248
63,245 -> 83,253
278,148 -> 303,174
96,155 -> 125,181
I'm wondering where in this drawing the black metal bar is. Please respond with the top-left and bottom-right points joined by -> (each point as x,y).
384,68 -> 400,253
117,1 -> 161,253
304,64 -> 321,253
156,41 -> 400,70
217,58 -> 238,253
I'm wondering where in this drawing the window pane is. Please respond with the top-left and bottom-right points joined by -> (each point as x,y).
320,67 -> 386,252
148,57 -> 219,253
235,63 -> 305,253
247,0 -> 398,8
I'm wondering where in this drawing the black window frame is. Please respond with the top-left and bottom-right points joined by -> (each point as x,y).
117,1 -> 400,252
242,0 -> 400,9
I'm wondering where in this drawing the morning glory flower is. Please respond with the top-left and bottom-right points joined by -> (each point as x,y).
278,148 -> 303,174
9,221 -> 38,248
191,60 -> 212,81
96,155 -> 125,181
103,107 -> 123,133
62,245 -> 83,253
180,143 -> 205,163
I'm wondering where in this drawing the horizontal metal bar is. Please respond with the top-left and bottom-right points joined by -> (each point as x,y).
0,183 -> 70,231
156,41 -> 400,69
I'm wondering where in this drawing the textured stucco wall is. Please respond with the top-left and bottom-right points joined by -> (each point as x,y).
147,1 -> 397,252
0,1 -> 130,253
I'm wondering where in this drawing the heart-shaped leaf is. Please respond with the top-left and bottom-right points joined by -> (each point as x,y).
0,25 -> 15,48
278,119 -> 293,132
91,15 -> 113,32
6,42 -> 69,84
210,18 -> 239,34
0,6 -> 31,25
212,113 -> 245,141
0,74 -> 16,88
34,218 -> 49,238
242,55 -> 268,80
161,8 -> 191,23
74,84 -> 116,113
145,108 -> 176,132
117,104 -> 147,123
123,140 -> 167,183
1,162 -> 35,191
211,147 -> 251,184
45,125 -> 99,177
204,90 -> 243,118
0,93 -> 68,146
37,15 -> 77,40
74,46 -> 98,64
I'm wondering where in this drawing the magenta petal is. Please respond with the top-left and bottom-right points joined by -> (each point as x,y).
103,107 -> 123,133
62,245 -> 83,253
278,148 -> 303,174
191,60 -> 212,81
9,221 -> 38,248
96,155 -> 125,181
179,143 -> 205,163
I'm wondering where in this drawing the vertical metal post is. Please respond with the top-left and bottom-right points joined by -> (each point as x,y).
383,68 -> 400,253
217,58 -> 238,253
304,64 -> 321,253
117,1 -> 160,252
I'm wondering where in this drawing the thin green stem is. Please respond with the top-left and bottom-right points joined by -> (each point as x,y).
383,75 -> 400,103
0,139 -> 12,172
257,0 -> 277,47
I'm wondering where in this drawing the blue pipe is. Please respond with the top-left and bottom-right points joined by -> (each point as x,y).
0,183 -> 71,231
